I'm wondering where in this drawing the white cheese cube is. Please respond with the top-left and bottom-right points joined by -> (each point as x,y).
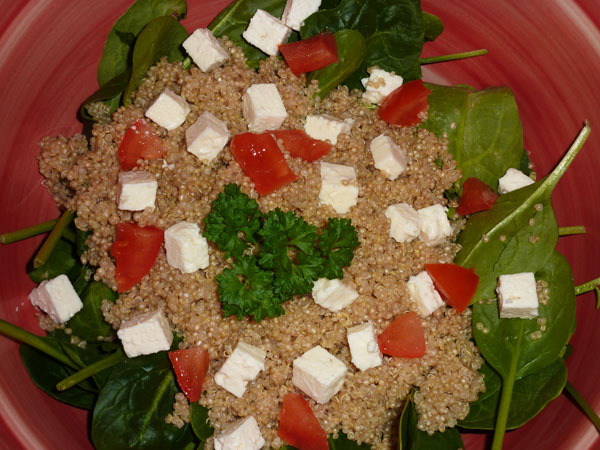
498,168 -> 534,194
242,9 -> 292,56
319,162 -> 358,214
28,274 -> 83,324
304,114 -> 353,145
164,222 -> 209,274
145,88 -> 190,131
186,111 -> 230,163
407,271 -> 444,317
385,203 -> 420,244
117,310 -> 173,358
361,68 -> 404,105
182,28 -> 229,72
242,83 -> 288,132
292,345 -> 347,404
282,0 -> 322,31
417,204 -> 453,246
497,272 -> 539,319
312,278 -> 359,312
117,171 -> 158,211
347,322 -> 382,371
214,341 -> 266,398
214,416 -> 265,450
370,134 -> 407,180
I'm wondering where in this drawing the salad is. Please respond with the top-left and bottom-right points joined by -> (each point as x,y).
0,0 -> 596,450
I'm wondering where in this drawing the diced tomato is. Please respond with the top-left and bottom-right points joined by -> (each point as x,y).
377,312 -> 426,358
230,132 -> 298,196
109,222 -> 164,292
118,118 -> 166,171
279,32 -> 338,76
378,79 -> 432,127
169,347 -> 210,402
425,263 -> 479,313
456,177 -> 498,215
278,393 -> 329,450
271,129 -> 331,162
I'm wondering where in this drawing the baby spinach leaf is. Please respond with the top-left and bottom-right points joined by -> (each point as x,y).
67,281 -> 116,342
190,403 -> 213,443
422,12 -> 443,42
80,71 -> 131,121
329,432 -> 370,449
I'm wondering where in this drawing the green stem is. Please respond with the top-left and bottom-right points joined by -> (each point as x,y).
56,349 -> 125,391
419,48 -> 488,65
1,219 -> 57,244
33,210 -> 74,268
575,277 -> 600,295
559,226 -> 586,236
564,381 -> 600,433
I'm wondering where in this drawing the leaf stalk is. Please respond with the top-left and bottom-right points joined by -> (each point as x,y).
420,49 -> 488,65
56,349 -> 125,391
33,210 -> 74,268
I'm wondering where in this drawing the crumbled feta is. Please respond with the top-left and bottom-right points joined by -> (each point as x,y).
292,345 -> 347,404
370,134 -> 407,180
214,416 -> 265,450
304,114 -> 353,145
185,111 -> 230,163
117,171 -> 158,211
242,9 -> 291,56
361,68 -> 404,105
282,0 -> 322,31
319,162 -> 358,214
385,203 -> 420,243
214,341 -> 267,398
117,310 -> 173,358
28,274 -> 83,323
145,88 -> 190,131
242,83 -> 288,132
182,28 -> 229,72
407,271 -> 444,316
347,322 -> 382,371
164,222 -> 209,274
497,272 -> 539,319
498,168 -> 535,194
417,204 -> 453,246
312,278 -> 359,312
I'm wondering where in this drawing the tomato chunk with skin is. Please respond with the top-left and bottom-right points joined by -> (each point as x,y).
425,263 -> 479,313
278,393 -> 329,450
118,118 -> 166,171
377,312 -> 426,358
279,32 -> 338,76
230,132 -> 298,196
378,79 -> 432,127
169,347 -> 210,402
456,177 -> 498,215
109,222 -> 164,292
271,129 -> 331,162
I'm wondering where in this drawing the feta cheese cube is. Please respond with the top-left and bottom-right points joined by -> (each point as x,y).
417,204 -> 453,246
165,222 -> 209,274
347,322 -> 382,371
186,111 -> 230,163
292,345 -> 347,403
117,171 -> 158,211
214,341 -> 266,398
117,310 -> 173,358
28,274 -> 83,323
312,278 -> 359,312
361,68 -> 404,105
498,168 -> 535,194
214,416 -> 265,450
182,28 -> 229,72
385,203 -> 420,243
282,0 -> 322,31
242,83 -> 288,132
497,272 -> 539,319
319,162 -> 358,214
370,134 -> 407,180
407,271 -> 444,316
242,9 -> 292,56
304,114 -> 353,145
145,88 -> 190,131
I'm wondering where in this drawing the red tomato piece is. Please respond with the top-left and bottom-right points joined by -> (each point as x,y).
118,118 -> 166,171
425,263 -> 479,313
278,393 -> 329,450
377,312 -> 426,358
169,347 -> 210,402
279,32 -> 338,76
456,177 -> 498,215
378,79 -> 432,127
109,222 -> 164,292
230,132 -> 298,196
271,129 -> 331,162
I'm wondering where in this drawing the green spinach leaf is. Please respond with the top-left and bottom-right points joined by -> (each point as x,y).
81,71 -> 131,122
329,432 -> 371,449
67,281 -> 116,342
422,12 -> 443,42
190,402 -> 213,444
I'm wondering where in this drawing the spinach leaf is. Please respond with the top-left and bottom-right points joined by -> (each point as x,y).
190,402 -> 213,444
67,281 -> 117,342
422,12 -> 443,42
329,432 -> 371,449
81,71 -> 131,122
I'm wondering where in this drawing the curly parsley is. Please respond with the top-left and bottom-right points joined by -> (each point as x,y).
317,218 -> 360,279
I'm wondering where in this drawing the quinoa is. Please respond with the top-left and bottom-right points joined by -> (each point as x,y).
39,38 -> 484,449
